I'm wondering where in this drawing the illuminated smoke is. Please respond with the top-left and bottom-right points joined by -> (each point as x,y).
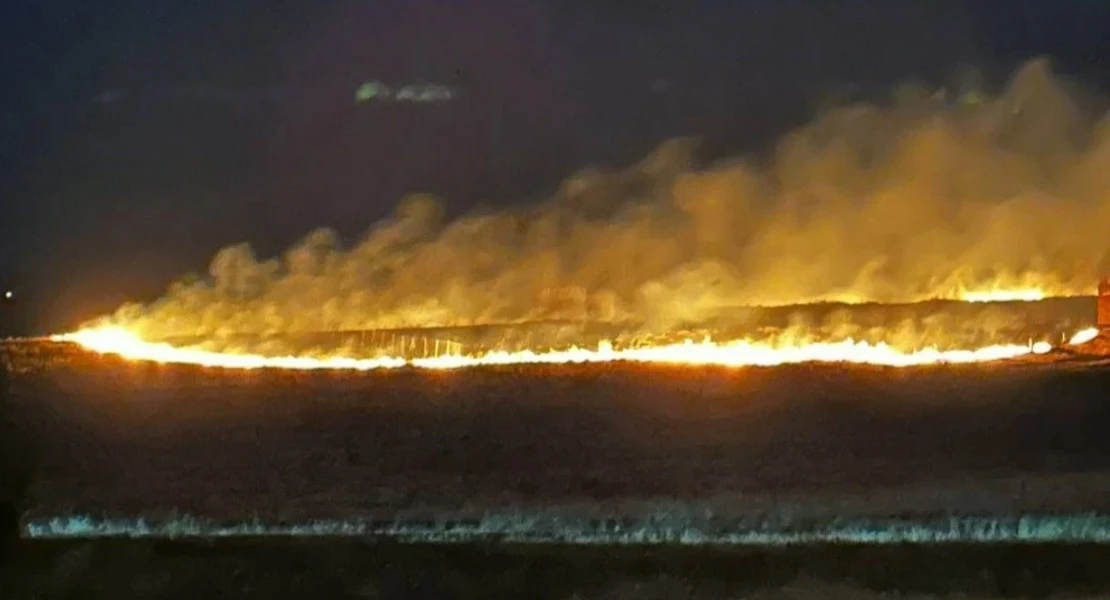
88,58 -> 1110,342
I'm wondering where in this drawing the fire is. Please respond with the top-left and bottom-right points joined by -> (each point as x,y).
54,325 -> 1057,371
1068,327 -> 1100,346
58,327 -> 406,370
957,288 -> 1047,303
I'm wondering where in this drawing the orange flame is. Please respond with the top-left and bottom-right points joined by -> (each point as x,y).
957,288 -> 1048,303
54,326 -> 1059,370
1068,327 -> 1099,345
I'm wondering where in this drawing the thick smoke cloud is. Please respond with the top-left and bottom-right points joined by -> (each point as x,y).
92,59 -> 1110,342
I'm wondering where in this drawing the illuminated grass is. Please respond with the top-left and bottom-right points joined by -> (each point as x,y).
24,512 -> 1110,544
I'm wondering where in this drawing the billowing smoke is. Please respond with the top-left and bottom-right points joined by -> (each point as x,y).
90,59 -> 1110,343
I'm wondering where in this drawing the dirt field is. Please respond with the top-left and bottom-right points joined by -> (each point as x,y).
6,340 -> 1110,531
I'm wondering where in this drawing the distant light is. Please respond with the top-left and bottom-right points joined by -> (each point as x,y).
3,290 -> 11,300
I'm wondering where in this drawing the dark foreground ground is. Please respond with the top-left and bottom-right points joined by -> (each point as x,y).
6,341 -> 1110,524
8,540 -> 1110,599
7,342 -> 1110,596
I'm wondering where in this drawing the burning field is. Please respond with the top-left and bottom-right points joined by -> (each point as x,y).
63,60 -> 1110,346
30,59 -> 1110,373
7,293 -> 1110,545
10,58 -> 1110,548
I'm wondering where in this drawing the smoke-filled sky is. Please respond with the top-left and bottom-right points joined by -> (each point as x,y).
2,0 -> 1109,335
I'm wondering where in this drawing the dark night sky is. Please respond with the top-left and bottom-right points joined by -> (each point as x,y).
1,0 -> 1108,334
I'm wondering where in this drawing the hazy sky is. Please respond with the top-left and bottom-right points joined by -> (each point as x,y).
1,0 -> 1108,334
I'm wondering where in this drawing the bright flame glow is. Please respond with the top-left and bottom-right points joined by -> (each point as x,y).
55,326 -> 1054,371
958,288 -> 1047,303
1069,327 -> 1100,345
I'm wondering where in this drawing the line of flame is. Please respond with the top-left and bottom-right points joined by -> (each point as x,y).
958,288 -> 1048,303
50,326 -> 1073,371
1068,327 -> 1100,346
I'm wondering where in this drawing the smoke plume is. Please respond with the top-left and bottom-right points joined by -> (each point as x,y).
90,59 -> 1110,342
